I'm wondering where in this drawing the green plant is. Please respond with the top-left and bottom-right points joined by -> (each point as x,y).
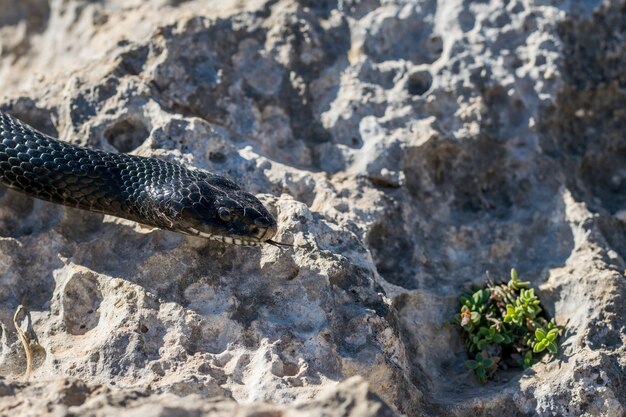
465,352 -> 495,383
454,268 -> 563,382
518,351 -> 536,369
532,320 -> 560,354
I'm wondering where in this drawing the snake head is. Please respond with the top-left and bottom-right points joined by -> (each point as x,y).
173,176 -> 277,246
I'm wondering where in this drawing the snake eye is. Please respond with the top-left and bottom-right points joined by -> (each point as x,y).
218,207 -> 232,222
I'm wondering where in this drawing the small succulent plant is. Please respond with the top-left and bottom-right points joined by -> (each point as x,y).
465,352 -> 496,383
455,268 -> 563,382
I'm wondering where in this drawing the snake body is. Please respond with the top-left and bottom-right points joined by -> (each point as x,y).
0,111 -> 277,246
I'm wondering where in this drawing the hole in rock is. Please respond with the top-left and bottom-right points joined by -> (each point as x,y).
104,118 -> 149,153
31,344 -> 47,370
209,151 -> 226,163
62,271 -> 102,335
367,220 -> 417,289
0,190 -> 62,238
0,190 -> 35,237
407,70 -> 433,96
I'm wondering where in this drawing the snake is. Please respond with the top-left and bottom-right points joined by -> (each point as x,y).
0,110 -> 282,247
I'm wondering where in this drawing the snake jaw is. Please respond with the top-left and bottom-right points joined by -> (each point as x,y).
215,235 -> 262,247
185,227 -> 262,247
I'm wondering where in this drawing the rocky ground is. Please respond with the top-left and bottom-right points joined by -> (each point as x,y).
0,0 -> 624,416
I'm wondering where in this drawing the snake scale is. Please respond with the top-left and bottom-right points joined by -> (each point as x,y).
0,111 -> 280,246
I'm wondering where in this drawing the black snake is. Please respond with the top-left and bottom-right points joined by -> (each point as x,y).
0,111 -> 280,247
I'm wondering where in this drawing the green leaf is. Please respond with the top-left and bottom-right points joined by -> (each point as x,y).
546,329 -> 559,341
521,351 -> 535,369
508,268 -> 530,290
466,339 -> 477,353
535,328 -> 547,341
504,305 -> 517,324
493,334 -> 505,344
547,341 -> 558,354
472,289 -> 490,307
520,289 -> 537,305
469,312 -> 480,326
471,292 -> 481,305
482,358 -> 494,368
533,339 -> 548,353
465,360 -> 478,370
